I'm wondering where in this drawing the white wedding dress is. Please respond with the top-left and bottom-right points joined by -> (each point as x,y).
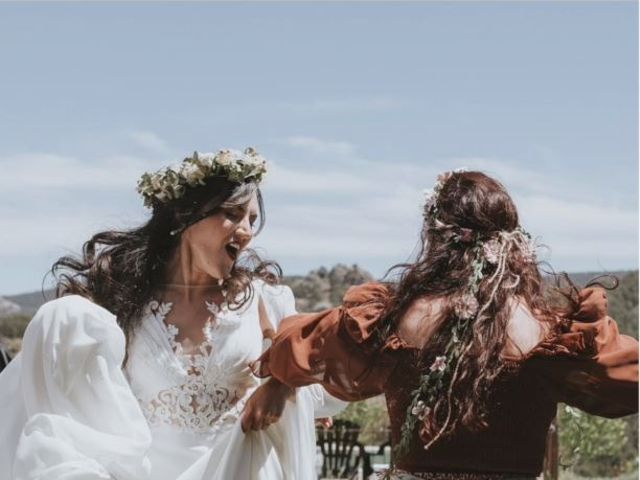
0,281 -> 344,480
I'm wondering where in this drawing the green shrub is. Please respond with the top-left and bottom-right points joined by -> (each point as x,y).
0,314 -> 31,339
559,405 -> 638,477
335,396 -> 390,445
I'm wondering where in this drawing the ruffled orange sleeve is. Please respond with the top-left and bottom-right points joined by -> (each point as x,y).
254,282 -> 407,401
525,287 -> 638,417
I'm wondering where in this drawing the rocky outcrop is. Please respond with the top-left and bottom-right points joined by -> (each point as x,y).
0,297 -> 21,317
284,264 -> 374,312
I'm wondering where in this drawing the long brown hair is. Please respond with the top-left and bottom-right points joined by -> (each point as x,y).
381,171 -> 556,443
51,176 -> 280,364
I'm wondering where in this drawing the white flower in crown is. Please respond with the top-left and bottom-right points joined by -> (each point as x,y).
430,355 -> 447,372
196,151 -> 216,162
215,149 -> 235,166
155,190 -> 172,203
181,162 -> 208,187
150,172 -> 164,190
453,292 -> 479,320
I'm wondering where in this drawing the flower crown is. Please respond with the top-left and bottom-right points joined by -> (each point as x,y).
395,170 -> 538,458
137,147 -> 267,208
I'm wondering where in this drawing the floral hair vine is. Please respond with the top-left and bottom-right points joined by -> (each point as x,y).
137,147 -> 268,208
422,168 -> 467,221
395,170 -> 539,459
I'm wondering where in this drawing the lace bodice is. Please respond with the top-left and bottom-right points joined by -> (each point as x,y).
125,290 -> 264,437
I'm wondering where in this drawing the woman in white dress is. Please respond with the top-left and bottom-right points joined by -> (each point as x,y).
0,148 -> 342,480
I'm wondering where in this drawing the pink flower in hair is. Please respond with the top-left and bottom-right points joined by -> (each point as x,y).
411,400 -> 431,420
458,228 -> 475,243
430,355 -> 448,373
483,238 -> 501,264
453,293 -> 479,320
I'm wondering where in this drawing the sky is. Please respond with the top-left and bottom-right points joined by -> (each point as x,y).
0,2 -> 637,295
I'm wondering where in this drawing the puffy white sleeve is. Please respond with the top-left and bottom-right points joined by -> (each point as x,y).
257,282 -> 297,330
257,281 -> 346,419
0,295 -> 151,480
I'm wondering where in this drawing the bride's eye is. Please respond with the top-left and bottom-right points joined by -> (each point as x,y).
224,208 -> 244,222
249,217 -> 259,233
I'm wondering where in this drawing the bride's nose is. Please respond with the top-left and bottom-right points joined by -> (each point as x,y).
235,218 -> 253,246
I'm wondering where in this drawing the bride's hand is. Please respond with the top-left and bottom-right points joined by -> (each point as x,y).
316,417 -> 334,429
241,378 -> 294,432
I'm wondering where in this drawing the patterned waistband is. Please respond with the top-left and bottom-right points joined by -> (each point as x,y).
376,470 -> 538,480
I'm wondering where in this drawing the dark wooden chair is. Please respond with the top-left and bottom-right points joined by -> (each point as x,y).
316,419 -> 372,479
377,438 -> 391,461
0,342 -> 11,373
543,416 -> 558,480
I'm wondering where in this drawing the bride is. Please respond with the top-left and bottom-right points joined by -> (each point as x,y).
0,148 -> 342,480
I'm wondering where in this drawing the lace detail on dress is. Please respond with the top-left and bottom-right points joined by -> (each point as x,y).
137,300 -> 248,434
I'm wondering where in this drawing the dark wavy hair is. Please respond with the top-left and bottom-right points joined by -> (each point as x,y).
380,171 -> 557,442
51,175 -> 280,365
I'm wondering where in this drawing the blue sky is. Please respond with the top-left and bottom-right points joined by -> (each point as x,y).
0,2 -> 637,295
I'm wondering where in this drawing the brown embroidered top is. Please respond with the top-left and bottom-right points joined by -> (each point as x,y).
257,283 -> 639,476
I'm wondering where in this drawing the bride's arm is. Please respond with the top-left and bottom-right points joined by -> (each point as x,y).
243,282 -> 399,436
8,296 -> 152,480
244,282 -> 349,431
241,377 -> 293,432
253,282 -> 399,401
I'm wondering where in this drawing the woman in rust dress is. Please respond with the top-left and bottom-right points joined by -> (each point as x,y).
244,170 -> 638,479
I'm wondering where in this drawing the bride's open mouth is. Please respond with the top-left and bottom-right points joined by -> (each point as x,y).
225,241 -> 240,261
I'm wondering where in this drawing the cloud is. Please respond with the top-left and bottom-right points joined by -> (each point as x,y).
516,195 -> 637,267
453,157 -> 618,206
280,136 -> 357,157
1,141 -> 636,293
456,157 -> 552,196
256,147 -> 637,274
266,161 -> 371,194
0,202 -> 145,256
128,131 -> 171,154
0,152 -> 158,191
265,155 -> 438,198
280,96 -> 404,114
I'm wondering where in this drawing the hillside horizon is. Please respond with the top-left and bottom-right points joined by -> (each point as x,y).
1,264 -> 637,318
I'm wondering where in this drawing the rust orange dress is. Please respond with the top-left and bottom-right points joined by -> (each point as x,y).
256,283 -> 638,478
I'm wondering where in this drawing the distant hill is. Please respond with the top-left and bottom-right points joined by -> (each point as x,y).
285,264 -> 374,312
1,266 -> 637,357
0,297 -> 21,317
553,271 -> 632,289
4,289 -> 56,317
1,268 -> 636,321
0,264 -> 374,317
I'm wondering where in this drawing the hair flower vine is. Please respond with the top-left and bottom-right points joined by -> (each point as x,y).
395,170 -> 540,459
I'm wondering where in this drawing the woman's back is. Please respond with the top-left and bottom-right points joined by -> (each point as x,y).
395,295 -> 548,358
258,282 -> 638,478
388,295 -> 556,476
